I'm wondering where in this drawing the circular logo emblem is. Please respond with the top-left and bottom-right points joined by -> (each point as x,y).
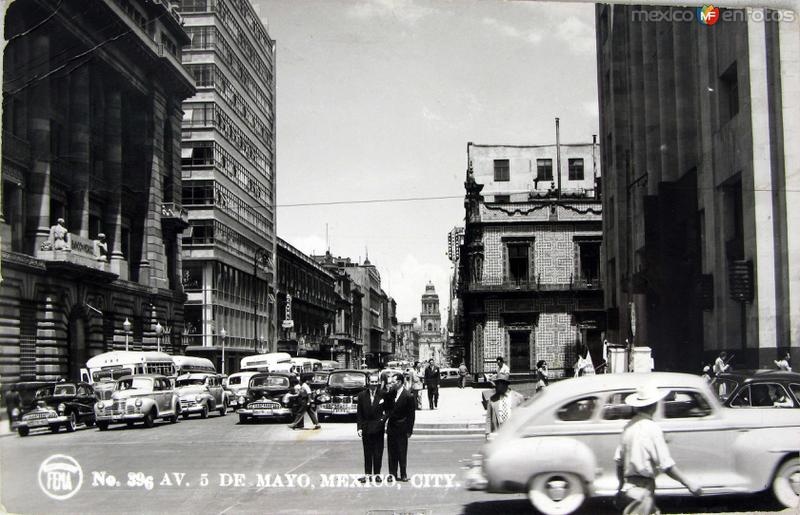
38,454 -> 83,500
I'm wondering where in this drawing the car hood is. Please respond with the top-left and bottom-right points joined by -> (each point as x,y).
249,387 -> 290,399
176,386 -> 208,396
111,390 -> 154,400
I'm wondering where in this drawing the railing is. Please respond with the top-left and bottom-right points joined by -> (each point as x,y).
37,232 -> 110,272
467,276 -> 602,292
161,202 -> 189,224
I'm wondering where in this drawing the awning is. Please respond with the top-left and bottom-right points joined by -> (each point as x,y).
181,147 -> 193,159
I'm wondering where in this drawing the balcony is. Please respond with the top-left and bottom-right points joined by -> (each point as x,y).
467,275 -> 602,293
37,233 -> 117,282
161,202 -> 190,231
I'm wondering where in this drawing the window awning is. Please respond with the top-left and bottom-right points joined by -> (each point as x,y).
181,147 -> 193,159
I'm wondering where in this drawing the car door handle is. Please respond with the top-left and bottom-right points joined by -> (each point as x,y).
738,429 -> 749,433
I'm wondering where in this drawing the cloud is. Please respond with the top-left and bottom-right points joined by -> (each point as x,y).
348,0 -> 435,25
583,100 -> 599,117
481,17 -> 542,45
555,16 -> 596,55
284,234 -> 327,256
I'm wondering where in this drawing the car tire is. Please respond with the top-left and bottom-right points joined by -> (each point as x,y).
97,421 -> 109,431
182,412 -> 189,419
772,457 -> 800,509
200,405 -> 209,419
238,414 -> 248,424
66,412 -> 77,432
50,424 -> 60,434
85,418 -> 95,427
143,409 -> 156,428
168,404 -> 179,424
527,472 -> 586,515
219,400 -> 227,416
17,427 -> 29,437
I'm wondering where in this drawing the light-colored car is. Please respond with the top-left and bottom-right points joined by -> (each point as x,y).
466,372 -> 800,514
94,375 -> 179,430
175,373 -> 227,418
225,371 -> 260,411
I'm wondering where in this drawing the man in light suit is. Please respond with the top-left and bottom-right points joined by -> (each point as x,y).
485,372 -> 524,439
356,374 -> 386,483
385,372 -> 415,482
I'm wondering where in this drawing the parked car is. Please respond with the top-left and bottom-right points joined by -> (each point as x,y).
316,369 -> 370,419
712,369 -> 800,408
465,372 -> 800,514
175,373 -> 227,418
439,367 -> 472,387
224,371 -> 260,411
94,375 -> 180,430
16,382 -> 97,436
237,373 -> 298,423
4,381 -> 55,431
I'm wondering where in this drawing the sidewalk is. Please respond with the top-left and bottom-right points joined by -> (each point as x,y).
413,386 -> 487,436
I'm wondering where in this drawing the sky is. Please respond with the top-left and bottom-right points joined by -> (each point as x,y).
253,0 -> 599,322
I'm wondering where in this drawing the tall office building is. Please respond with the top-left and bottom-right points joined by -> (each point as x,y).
177,0 -> 277,373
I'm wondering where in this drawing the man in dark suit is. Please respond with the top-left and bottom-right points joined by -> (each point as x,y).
356,374 -> 386,483
423,359 -> 440,409
385,372 -> 415,482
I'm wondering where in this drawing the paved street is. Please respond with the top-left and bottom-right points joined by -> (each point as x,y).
0,412 -> 792,514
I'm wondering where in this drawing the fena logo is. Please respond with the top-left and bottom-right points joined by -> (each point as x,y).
697,5 -> 720,25
38,454 -> 83,500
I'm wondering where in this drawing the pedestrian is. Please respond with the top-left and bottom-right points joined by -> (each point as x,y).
458,362 -> 469,389
356,374 -> 386,483
496,356 -> 510,375
713,351 -> 731,376
485,372 -> 524,439
385,372 -> 415,482
535,360 -> 549,392
407,365 -> 423,409
774,351 -> 792,372
423,358 -> 440,410
615,383 -> 702,514
700,366 -> 713,383
288,375 -> 321,430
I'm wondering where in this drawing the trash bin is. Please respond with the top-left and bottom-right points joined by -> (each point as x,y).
632,346 -> 654,373
608,347 -> 629,373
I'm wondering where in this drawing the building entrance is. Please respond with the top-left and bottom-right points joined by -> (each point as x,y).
509,331 -> 530,372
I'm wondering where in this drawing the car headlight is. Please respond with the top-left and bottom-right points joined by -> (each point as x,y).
238,396 -> 245,404
135,399 -> 143,407
195,395 -> 203,402
57,403 -> 66,414
97,402 -> 105,410
11,408 -> 20,418
318,394 -> 330,403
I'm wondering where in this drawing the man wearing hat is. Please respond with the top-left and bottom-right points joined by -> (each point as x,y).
485,372 -> 524,439
614,383 -> 702,514
356,374 -> 386,483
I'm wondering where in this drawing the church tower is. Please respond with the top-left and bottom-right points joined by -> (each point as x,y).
419,282 -> 444,363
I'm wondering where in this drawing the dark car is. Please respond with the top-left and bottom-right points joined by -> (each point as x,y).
712,369 -> 800,408
237,373 -> 298,423
4,381 -> 56,431
316,369 -> 370,419
309,371 -> 330,391
16,382 -> 97,436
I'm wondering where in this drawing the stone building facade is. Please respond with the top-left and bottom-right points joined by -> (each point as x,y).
397,319 -> 420,363
419,282 -> 444,364
596,5 -> 800,370
177,0 -> 278,367
459,142 -> 604,377
0,0 -> 195,381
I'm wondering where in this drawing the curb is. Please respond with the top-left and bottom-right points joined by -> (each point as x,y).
414,421 -> 484,436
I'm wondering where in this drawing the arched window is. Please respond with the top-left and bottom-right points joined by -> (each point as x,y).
427,322 -> 433,331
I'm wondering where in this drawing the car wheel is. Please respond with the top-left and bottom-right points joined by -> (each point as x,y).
126,421 -> 136,428
219,400 -> 227,416
169,404 -> 179,423
66,412 -> 77,432
200,405 -> 208,419
85,418 -> 95,427
182,412 -> 189,419
527,472 -> 586,515
97,421 -> 109,431
772,457 -> 800,509
143,409 -> 156,428
238,414 -> 248,424
17,427 -> 29,437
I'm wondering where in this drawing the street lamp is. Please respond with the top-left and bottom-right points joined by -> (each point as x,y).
123,318 -> 132,351
220,328 -> 227,375
154,321 -> 163,353
253,247 -> 270,353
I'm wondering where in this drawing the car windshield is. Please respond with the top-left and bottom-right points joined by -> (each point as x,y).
34,387 -> 54,399
711,378 -> 739,402
53,384 -> 76,396
93,368 -> 132,382
116,378 -> 152,391
251,376 -> 289,388
329,373 -> 366,388
228,376 -> 243,386
313,374 -> 328,382
176,378 -> 205,387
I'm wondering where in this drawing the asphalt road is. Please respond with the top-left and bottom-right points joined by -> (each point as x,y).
0,413 -> 793,514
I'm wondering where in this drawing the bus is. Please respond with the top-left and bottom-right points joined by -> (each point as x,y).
290,358 -> 323,374
171,355 -> 216,376
387,360 -> 412,370
82,351 -> 176,384
240,353 -> 293,373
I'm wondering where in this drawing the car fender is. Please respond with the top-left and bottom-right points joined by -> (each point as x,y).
731,426 -> 800,490
485,436 -> 597,491
138,397 -> 158,416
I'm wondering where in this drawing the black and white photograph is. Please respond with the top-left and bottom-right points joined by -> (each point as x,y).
0,0 -> 798,513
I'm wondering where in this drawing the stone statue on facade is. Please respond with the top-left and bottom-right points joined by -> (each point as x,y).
94,233 -> 108,262
48,218 -> 70,251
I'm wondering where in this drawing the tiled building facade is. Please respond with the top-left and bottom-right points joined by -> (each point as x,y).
459,142 -> 604,377
0,0 -> 195,381
177,0 -> 278,368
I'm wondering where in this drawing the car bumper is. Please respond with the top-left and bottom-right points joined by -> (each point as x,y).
180,404 -> 208,414
238,407 -> 292,418
95,413 -> 147,423
317,404 -> 357,415
17,415 -> 69,429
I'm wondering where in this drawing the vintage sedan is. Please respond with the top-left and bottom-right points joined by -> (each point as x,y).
316,370 -> 370,418
465,372 -> 800,515
4,381 -> 55,432
237,373 -> 297,423
94,375 -> 180,430
712,369 -> 800,408
16,382 -> 97,436
225,371 -> 260,411
175,373 -> 227,418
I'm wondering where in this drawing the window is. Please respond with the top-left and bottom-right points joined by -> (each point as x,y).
719,62 -> 739,124
568,158 -> 584,180
730,383 -> 795,408
182,180 -> 214,205
494,195 -> 510,203
790,384 -> 800,402
507,243 -> 529,283
182,263 -> 204,291
711,378 -> 738,402
493,159 -> 510,182
602,391 -> 636,420
536,159 -> 553,181
556,397 -> 598,421
184,220 -> 214,245
663,390 -> 712,418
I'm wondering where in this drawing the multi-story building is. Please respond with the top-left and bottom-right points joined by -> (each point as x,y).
397,319 -> 420,362
458,141 -> 604,377
275,238 -> 335,362
0,0 -> 195,381
177,0 -> 278,371
419,282 -> 445,364
595,5 -> 799,370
